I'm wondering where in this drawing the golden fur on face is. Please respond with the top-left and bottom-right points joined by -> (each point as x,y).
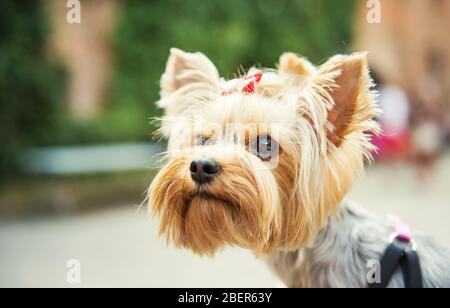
149,48 -> 379,256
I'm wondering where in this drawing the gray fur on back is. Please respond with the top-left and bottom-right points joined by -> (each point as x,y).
266,201 -> 450,288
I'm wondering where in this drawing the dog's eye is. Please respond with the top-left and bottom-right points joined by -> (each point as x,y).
195,135 -> 211,146
250,135 -> 279,161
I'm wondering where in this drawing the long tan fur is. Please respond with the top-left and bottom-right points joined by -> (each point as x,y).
149,49 -> 380,256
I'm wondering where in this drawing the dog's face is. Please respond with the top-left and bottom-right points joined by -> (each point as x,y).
149,48 -> 379,256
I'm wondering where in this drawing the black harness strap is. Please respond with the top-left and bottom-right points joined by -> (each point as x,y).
402,247 -> 423,288
368,238 -> 423,288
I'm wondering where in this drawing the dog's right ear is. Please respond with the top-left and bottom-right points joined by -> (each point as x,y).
159,48 -> 219,101
279,53 -> 316,78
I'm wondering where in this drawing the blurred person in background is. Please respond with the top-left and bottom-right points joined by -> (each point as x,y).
444,111 -> 450,145
371,71 -> 413,161
410,74 -> 445,184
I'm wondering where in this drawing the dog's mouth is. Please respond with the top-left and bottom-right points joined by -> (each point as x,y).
184,190 -> 230,205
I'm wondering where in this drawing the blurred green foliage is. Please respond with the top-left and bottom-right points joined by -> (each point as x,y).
0,0 -> 356,178
0,1 -> 66,179
111,0 -> 356,132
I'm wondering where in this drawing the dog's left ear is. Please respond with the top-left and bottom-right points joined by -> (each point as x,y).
157,48 -> 220,136
318,52 -> 376,147
160,48 -> 219,98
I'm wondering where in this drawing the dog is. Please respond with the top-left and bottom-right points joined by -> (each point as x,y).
149,48 -> 450,288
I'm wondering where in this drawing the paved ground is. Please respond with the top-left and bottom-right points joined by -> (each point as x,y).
1,153 -> 449,288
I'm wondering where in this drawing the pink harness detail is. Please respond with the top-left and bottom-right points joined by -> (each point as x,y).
388,214 -> 413,242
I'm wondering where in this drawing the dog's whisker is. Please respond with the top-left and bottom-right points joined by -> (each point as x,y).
134,188 -> 151,215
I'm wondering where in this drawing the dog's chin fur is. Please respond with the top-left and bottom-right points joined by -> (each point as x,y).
150,151 -> 284,256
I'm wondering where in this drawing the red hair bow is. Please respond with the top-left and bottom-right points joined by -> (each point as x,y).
221,71 -> 263,96
242,71 -> 263,94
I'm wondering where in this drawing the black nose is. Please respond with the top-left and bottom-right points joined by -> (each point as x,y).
190,159 -> 220,185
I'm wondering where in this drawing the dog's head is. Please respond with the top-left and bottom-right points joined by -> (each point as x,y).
149,48 -> 379,256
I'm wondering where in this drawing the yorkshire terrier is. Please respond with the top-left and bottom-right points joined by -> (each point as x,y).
149,48 -> 450,288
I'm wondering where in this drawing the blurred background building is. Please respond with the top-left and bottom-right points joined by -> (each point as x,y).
0,0 -> 449,287
355,0 -> 450,179
355,0 -> 450,94
48,0 -> 118,118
